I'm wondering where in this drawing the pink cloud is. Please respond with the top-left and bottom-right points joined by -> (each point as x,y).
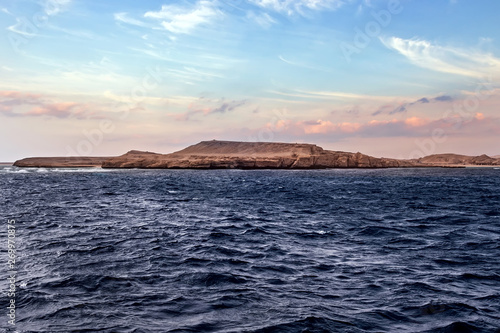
0,90 -> 95,119
0,90 -> 42,100
27,102 -> 78,118
475,112 -> 485,120
404,117 -> 429,127
261,114 -> 499,142
0,91 -> 43,113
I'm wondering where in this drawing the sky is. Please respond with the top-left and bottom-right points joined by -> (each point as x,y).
1,0 -> 500,161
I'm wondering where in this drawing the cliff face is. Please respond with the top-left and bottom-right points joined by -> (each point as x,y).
101,140 -> 418,169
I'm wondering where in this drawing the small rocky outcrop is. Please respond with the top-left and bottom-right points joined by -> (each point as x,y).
13,156 -> 110,168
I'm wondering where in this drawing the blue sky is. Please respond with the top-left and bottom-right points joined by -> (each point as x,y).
1,0 -> 499,161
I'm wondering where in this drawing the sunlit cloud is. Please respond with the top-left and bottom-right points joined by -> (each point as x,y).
0,91 -> 94,119
381,37 -> 500,78
272,114 -> 498,140
301,119 -> 361,134
144,1 -> 221,34
249,0 -> 344,15
27,102 -> 78,118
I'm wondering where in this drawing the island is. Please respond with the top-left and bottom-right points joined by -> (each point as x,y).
12,140 -> 500,169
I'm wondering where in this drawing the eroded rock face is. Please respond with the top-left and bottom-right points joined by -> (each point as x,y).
100,141 -> 423,169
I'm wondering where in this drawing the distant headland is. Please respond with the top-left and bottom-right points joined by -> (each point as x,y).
12,140 -> 500,169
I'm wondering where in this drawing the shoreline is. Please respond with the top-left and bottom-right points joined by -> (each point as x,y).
5,165 -> 500,171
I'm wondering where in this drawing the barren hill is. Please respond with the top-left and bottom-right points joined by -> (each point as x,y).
418,153 -> 500,166
101,140 -> 418,169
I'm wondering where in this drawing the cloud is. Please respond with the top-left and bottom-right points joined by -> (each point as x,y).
273,117 -> 430,138
7,18 -> 38,37
0,91 -> 42,107
174,98 -> 248,121
389,105 -> 407,114
247,11 -> 277,28
26,102 -> 78,118
211,99 -> 248,114
249,0 -> 344,15
373,95 -> 457,116
273,113 -> 500,141
434,95 -> 453,102
114,12 -> 149,27
300,119 -> 361,134
144,1 -> 220,34
381,37 -> 500,78
47,24 -> 97,39
272,89 -> 395,102
0,90 -> 91,119
1,7 -> 12,15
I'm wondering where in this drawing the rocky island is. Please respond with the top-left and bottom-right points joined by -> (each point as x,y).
100,140 -> 417,169
13,140 -> 500,169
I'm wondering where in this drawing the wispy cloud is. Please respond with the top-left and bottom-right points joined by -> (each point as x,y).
47,24 -> 97,39
278,55 -> 332,72
114,12 -> 149,27
381,37 -> 500,78
1,7 -> 12,15
144,1 -> 221,34
174,98 -> 248,121
271,89 -> 397,102
247,11 -> 277,28
372,95 -> 456,116
7,18 -> 39,37
249,0 -> 344,15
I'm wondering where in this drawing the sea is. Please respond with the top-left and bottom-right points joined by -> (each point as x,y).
1,166 -> 499,332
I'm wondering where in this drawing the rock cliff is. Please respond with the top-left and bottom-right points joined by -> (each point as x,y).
101,140 -> 418,169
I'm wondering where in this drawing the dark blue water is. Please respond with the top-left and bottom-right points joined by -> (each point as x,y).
1,167 -> 499,332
